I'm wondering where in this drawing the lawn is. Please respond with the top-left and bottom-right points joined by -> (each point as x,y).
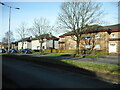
60,59 -> 120,74
33,52 -> 101,58
0,53 -> 6,55
33,52 -> 69,56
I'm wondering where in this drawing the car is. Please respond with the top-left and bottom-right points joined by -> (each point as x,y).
0,49 -> 6,53
9,49 -> 17,53
21,49 -> 32,54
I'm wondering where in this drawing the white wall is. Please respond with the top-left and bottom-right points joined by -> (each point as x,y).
18,41 -> 32,50
18,39 -> 59,50
54,41 -> 59,49
31,39 -> 47,50
46,40 -> 53,49
31,40 -> 40,50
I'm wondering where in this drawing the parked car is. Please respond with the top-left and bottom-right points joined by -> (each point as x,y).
9,49 -> 17,53
0,49 -> 6,53
21,49 -> 32,54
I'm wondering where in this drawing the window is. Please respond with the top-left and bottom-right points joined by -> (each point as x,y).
86,45 -> 91,49
37,46 -> 40,49
110,43 -> 115,46
69,36 -> 72,40
95,34 -> 100,39
85,35 -> 91,39
74,45 -> 76,49
111,34 -> 116,38
74,36 -> 77,40
94,44 -> 100,49
69,45 -> 72,49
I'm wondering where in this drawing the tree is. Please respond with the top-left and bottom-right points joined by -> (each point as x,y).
58,1 -> 103,54
16,22 -> 28,49
30,18 -> 53,52
81,25 -> 103,54
2,31 -> 15,49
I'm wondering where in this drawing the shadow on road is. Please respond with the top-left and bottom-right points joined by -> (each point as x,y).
2,55 -> 119,88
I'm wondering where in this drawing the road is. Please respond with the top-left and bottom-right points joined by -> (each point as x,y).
2,56 -> 117,88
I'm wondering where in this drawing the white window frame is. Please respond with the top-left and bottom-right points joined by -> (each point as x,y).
69,44 -> 72,49
74,45 -> 76,49
85,35 -> 91,39
86,45 -> 91,49
95,34 -> 100,39
94,44 -> 100,49
69,36 -> 72,40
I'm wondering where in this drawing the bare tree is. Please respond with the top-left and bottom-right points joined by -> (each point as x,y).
58,1 -> 103,54
17,22 -> 28,49
80,25 -> 103,54
30,18 -> 52,52
2,31 -> 14,49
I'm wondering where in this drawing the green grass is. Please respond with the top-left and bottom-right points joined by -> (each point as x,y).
60,59 -> 120,74
33,52 -> 71,56
33,52 -> 101,58
0,53 -> 6,55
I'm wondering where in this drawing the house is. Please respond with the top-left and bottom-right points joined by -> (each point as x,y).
31,34 -> 59,50
59,24 -> 120,54
11,42 -> 18,50
0,42 -> 8,49
0,42 -> 3,49
18,37 -> 32,50
17,34 -> 59,50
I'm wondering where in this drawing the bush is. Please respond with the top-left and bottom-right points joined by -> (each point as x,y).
44,49 -> 76,53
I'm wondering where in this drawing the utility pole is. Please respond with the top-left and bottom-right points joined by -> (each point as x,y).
0,2 -> 20,51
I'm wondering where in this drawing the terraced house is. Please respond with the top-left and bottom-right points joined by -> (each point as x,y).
18,34 -> 59,50
59,24 -> 120,54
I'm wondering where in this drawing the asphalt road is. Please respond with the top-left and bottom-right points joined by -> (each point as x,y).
2,56 -> 117,88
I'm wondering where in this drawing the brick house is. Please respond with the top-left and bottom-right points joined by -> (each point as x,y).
59,24 -> 120,54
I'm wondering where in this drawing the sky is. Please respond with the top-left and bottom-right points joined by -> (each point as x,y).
0,0 -> 119,42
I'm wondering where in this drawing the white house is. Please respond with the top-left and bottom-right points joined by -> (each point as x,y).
31,38 -> 59,50
17,35 -> 59,50
18,40 -> 32,50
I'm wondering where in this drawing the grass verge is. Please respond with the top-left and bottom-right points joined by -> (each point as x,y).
33,52 -> 101,58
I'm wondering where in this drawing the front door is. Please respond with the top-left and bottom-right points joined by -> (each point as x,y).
109,43 -> 117,53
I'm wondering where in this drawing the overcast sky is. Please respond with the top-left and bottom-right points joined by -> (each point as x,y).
0,0 -> 119,42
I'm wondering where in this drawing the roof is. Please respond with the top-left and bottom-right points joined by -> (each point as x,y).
18,37 -> 32,42
18,34 -> 59,42
31,34 -> 59,40
59,24 -> 120,38
103,24 -> 120,30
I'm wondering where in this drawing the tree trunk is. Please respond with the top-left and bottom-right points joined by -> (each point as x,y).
39,39 -> 43,52
40,42 -> 43,52
76,40 -> 80,54
22,40 -> 24,49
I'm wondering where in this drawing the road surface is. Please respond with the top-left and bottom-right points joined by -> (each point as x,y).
2,56 -> 117,88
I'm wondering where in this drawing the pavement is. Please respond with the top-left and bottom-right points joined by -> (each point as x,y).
2,56 -> 117,88
20,54 -> 120,65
